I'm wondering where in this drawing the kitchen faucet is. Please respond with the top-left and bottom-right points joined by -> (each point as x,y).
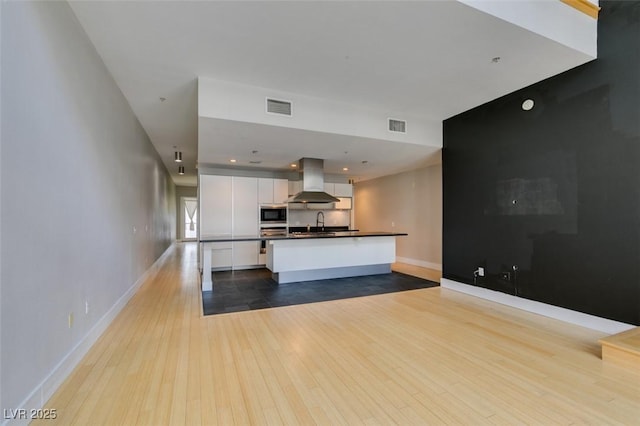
316,211 -> 325,231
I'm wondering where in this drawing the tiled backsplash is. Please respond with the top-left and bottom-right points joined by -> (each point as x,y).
289,210 -> 351,228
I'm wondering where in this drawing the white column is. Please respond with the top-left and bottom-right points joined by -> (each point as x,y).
201,243 -> 213,291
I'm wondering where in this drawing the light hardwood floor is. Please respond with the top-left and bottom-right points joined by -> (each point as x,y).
35,243 -> 639,425
392,262 -> 441,283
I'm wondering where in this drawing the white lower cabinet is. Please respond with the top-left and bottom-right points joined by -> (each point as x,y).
208,241 -> 259,270
233,241 -> 260,269
210,242 -> 233,269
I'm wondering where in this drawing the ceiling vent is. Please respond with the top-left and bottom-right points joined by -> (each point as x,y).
388,118 -> 407,133
266,98 -> 292,116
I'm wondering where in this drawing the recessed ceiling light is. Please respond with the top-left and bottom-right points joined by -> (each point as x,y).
230,159 -> 237,163
290,163 -> 297,168
343,167 -> 349,171
522,99 -> 535,111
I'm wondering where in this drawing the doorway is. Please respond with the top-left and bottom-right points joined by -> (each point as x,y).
180,197 -> 198,241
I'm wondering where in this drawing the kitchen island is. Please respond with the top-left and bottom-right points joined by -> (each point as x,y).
199,231 -> 407,290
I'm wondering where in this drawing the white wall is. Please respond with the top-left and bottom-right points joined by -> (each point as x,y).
459,0 -> 597,58
354,162 -> 442,270
0,1 -> 175,419
0,0 -> 4,414
198,77 -> 443,147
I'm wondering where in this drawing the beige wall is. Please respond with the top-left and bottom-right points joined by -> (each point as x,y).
354,162 -> 442,269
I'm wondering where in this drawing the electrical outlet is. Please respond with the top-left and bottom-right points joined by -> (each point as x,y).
85,301 -> 89,315
391,221 -> 395,227
68,312 -> 74,328
500,272 -> 511,281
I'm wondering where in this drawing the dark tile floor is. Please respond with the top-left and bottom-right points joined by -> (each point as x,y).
202,268 -> 439,315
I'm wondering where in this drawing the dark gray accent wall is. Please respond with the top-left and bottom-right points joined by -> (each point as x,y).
443,1 -> 640,325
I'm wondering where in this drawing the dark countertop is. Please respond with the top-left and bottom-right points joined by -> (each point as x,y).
288,226 -> 351,233
200,231 -> 407,243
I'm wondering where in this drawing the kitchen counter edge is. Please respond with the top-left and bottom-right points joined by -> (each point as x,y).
199,231 -> 408,243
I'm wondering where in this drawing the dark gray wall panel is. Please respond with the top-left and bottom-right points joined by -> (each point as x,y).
443,1 -> 640,325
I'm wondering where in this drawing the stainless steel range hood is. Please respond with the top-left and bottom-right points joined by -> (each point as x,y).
287,158 -> 340,203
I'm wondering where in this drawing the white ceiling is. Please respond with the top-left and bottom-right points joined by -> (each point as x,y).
198,117 -> 443,178
68,1 -> 594,185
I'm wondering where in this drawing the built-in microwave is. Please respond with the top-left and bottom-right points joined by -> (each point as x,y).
260,205 -> 287,224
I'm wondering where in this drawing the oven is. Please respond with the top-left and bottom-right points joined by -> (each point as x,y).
260,205 -> 287,225
259,225 -> 287,253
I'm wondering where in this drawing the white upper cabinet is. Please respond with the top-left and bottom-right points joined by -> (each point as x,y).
300,182 -> 353,210
288,180 -> 302,196
199,175 -> 232,236
323,183 -> 353,197
334,183 -> 353,197
274,179 -> 289,204
259,178 -> 289,204
316,182 -> 353,210
233,241 -> 259,268
258,178 -> 274,204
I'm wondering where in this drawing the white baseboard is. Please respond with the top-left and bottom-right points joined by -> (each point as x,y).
395,256 -> 442,272
441,278 -> 634,335
3,243 -> 176,426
